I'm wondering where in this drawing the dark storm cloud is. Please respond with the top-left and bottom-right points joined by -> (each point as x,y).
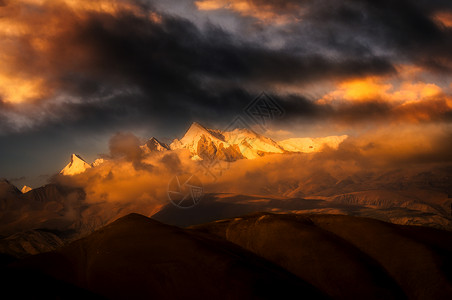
0,0 -> 400,135
300,0 -> 452,72
278,93 -> 452,126
217,0 -> 452,72
4,0 -> 451,135
43,0 -> 450,130
1,0 -> 452,132
50,8 -> 395,123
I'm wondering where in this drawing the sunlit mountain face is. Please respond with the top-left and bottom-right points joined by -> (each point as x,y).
1,1 -> 452,299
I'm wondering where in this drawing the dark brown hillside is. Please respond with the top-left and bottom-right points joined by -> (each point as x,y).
4,213 -> 325,300
192,213 -> 452,299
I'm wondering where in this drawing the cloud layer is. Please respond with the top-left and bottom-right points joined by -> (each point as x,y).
0,0 -> 451,179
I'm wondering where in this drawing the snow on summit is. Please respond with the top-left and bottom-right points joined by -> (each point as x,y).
57,123 -> 348,176
21,185 -> 32,193
222,128 -> 285,159
165,122 -> 346,160
170,122 -> 225,151
142,137 -> 169,153
60,154 -> 92,176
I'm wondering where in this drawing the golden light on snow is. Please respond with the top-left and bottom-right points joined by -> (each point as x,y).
60,154 -> 92,176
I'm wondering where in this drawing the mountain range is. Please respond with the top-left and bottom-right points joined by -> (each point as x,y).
0,123 -> 451,268
151,122 -> 348,160
60,122 -> 348,175
0,119 -> 451,298
0,121 -> 449,248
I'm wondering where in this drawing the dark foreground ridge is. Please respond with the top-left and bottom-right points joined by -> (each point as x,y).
1,213 -> 325,299
1,212 -> 452,299
192,213 -> 452,299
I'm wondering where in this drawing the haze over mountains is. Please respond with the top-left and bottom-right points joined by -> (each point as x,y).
0,122 -> 451,254
50,122 -> 452,228
0,122 -> 451,300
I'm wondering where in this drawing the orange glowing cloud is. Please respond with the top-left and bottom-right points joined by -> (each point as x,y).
320,77 -> 393,102
394,82 -> 443,102
13,0 -> 156,19
434,12 -> 452,27
195,0 -> 303,24
314,67 -> 452,125
0,73 -> 48,104
319,77 -> 443,104
0,0 -> 161,104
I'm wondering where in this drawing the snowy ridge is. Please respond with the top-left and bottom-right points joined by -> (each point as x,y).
142,122 -> 347,160
142,137 -> 170,153
223,128 -> 285,159
167,122 -> 286,160
59,123 -> 348,176
170,122 -> 226,151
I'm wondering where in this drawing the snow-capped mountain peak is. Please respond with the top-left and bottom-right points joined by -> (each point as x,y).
21,185 -> 32,193
170,122 -> 238,160
222,128 -> 285,159
167,122 -> 287,160
173,122 -> 224,149
60,154 -> 92,176
163,122 -> 347,161
142,137 -> 169,153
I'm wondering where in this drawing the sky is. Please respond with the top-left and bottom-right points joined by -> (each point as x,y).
0,0 -> 452,187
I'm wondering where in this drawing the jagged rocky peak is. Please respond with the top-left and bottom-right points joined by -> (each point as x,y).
166,122 -> 348,160
145,137 -> 169,152
178,122 -> 225,145
60,154 -> 92,176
